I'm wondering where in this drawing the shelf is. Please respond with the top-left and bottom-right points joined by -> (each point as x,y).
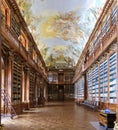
12,61 -> 22,105
109,52 -> 117,104
29,73 -> 35,101
75,76 -> 84,100
11,16 -> 20,37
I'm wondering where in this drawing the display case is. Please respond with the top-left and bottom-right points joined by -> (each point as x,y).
99,110 -> 116,130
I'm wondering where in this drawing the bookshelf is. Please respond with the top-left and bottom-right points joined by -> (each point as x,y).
109,52 -> 117,104
64,73 -> 74,82
29,73 -> 35,101
64,85 -> 74,100
86,59 -> 109,102
99,59 -> 108,102
85,45 -> 117,105
12,61 -> 22,104
58,73 -> 64,82
52,85 -> 58,100
75,77 -> 84,100
101,13 -> 110,38
74,83 -> 78,99
64,74 -> 70,81
74,1 -> 117,109
92,66 -> 99,101
111,4 -> 117,25
87,70 -> 93,100
11,16 -> 20,38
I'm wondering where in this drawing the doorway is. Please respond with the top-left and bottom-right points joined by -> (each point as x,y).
58,85 -> 64,101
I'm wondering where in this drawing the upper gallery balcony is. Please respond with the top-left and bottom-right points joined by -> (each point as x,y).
83,0 -> 117,71
1,0 -> 47,80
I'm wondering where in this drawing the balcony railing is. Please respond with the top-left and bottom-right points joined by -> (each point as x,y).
1,14 -> 6,28
84,22 -> 117,71
1,1 -> 47,81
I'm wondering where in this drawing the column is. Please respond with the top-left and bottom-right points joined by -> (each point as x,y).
21,64 -> 25,102
25,68 -> 30,109
44,82 -> 47,101
84,73 -> 87,100
35,73 -> 39,106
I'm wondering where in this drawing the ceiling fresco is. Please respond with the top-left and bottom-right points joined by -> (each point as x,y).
17,0 -> 106,69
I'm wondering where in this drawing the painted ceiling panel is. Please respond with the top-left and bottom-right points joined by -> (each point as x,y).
17,0 -> 106,69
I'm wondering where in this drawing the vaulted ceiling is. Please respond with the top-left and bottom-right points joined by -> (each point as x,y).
17,0 -> 106,69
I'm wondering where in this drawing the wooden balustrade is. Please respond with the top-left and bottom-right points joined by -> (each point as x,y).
1,0 -> 47,81
83,22 -> 117,72
84,54 -> 94,71
1,14 -> 6,28
19,43 -> 28,60
73,0 -> 117,84
49,80 -> 72,85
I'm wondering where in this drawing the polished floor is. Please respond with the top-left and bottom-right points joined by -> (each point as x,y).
2,102 -> 106,130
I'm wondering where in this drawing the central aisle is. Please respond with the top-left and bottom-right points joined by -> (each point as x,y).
2,102 -> 100,130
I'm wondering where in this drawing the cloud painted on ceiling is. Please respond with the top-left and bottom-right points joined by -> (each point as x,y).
17,0 -> 106,68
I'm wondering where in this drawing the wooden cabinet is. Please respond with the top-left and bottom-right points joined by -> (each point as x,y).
99,110 -> 116,130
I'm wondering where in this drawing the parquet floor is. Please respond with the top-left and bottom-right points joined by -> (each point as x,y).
2,102 -> 100,130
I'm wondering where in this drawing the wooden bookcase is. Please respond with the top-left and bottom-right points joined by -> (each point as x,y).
92,66 -> 99,101
58,73 -> 64,82
12,61 -> 22,105
86,50 -> 117,105
29,73 -> 35,102
99,59 -> 108,103
66,84 -> 74,100
11,16 -> 20,38
111,4 -> 117,25
109,52 -> 117,104
87,70 -> 93,100
74,1 -> 117,110
75,77 -> 84,100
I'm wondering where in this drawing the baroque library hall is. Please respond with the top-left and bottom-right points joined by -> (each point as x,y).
1,0 -> 118,130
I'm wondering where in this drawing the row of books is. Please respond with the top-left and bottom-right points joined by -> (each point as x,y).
87,52 -> 117,103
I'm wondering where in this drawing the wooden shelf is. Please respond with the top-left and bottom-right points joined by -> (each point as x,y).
11,16 -> 20,37
109,53 -> 117,104
29,73 -> 35,101
12,61 -> 22,105
75,76 -> 84,100
85,50 -> 117,105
